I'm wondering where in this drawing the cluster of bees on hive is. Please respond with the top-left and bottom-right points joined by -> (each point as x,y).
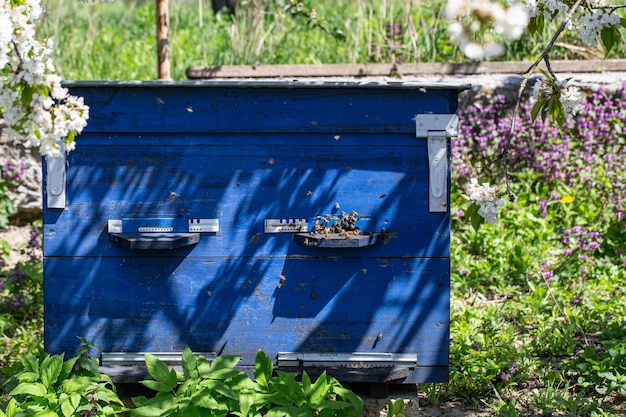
311,210 -> 361,237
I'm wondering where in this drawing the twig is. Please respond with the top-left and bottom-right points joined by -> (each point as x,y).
498,0 -> 584,199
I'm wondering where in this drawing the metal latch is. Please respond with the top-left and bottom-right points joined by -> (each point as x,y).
107,216 -> 219,250
46,144 -> 66,209
264,218 -> 309,233
277,352 -> 417,368
415,114 -> 458,213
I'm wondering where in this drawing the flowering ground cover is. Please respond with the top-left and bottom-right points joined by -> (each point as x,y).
444,84 -> 626,414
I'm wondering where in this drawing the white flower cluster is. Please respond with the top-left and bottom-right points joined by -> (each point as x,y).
526,0 -> 621,44
445,0 -> 529,59
0,0 -> 88,157
531,77 -> 584,116
466,178 -> 505,225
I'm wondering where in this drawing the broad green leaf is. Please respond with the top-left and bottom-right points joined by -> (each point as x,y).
238,389 -> 255,417
182,346 -> 198,379
33,411 -> 58,417
253,350 -> 273,388
79,356 -> 101,376
3,398 -> 18,417
60,393 -> 79,417
199,379 -> 238,400
266,407 -> 288,417
40,354 -> 64,389
191,389 -> 221,409
210,355 -> 240,372
208,368 -> 246,381
22,353 -> 41,375
285,406 -> 312,417
530,99 -> 544,122
309,372 -> 330,405
14,371 -> 39,383
601,26 -> 617,55
61,376 -> 96,392
178,379 -> 197,397
528,14 -> 544,35
131,406 -> 167,417
97,386 -> 125,406
301,371 -> 311,397
180,405 -> 203,417
197,357 -> 213,378
141,379 -> 175,393
133,392 -> 178,414
391,398 -> 405,416
144,354 -> 177,389
60,357 -> 78,382
314,400 -> 353,410
333,387 -> 363,411
11,382 -> 47,397
598,371 -> 618,382
464,202 -> 483,231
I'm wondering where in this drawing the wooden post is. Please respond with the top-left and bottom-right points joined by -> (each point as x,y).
156,0 -> 171,80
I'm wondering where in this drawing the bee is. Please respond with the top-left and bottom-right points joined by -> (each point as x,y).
186,107 -> 193,113
156,97 -> 164,104
279,274 -> 287,282
334,135 -> 341,140
207,290 -> 212,297
361,268 -> 368,275
379,194 -> 386,199
306,190 -> 312,196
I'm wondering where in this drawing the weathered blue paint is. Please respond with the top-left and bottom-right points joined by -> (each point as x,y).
43,81 -> 466,383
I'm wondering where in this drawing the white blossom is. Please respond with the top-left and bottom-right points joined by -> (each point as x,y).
466,178 -> 505,225
445,1 -> 528,59
531,78 -> 583,117
0,0 -> 88,156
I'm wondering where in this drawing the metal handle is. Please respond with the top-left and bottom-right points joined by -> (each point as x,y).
293,232 -> 383,248
109,232 -> 200,250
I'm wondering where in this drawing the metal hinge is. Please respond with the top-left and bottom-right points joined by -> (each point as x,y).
415,114 -> 458,213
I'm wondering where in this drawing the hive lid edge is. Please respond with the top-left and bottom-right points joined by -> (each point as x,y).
61,79 -> 471,90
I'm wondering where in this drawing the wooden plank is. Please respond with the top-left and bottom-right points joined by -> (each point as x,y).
43,135 -> 450,258
186,59 -> 626,79
44,257 -> 450,373
65,83 -> 461,134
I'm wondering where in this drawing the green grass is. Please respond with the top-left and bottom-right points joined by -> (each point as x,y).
39,0 -> 621,81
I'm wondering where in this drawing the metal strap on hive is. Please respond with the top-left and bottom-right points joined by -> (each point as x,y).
277,352 -> 417,368
415,113 -> 458,213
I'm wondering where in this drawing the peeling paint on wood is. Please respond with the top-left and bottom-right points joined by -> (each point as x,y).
44,81 -> 464,384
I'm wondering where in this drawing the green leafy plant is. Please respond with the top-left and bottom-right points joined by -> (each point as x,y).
2,338 -> 124,417
386,398 -> 405,417
0,163 -> 23,229
567,343 -> 626,397
132,348 -> 363,417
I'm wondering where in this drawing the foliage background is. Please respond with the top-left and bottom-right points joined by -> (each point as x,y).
39,0 -> 623,81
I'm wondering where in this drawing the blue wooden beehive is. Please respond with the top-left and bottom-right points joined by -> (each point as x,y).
43,81 -> 467,384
